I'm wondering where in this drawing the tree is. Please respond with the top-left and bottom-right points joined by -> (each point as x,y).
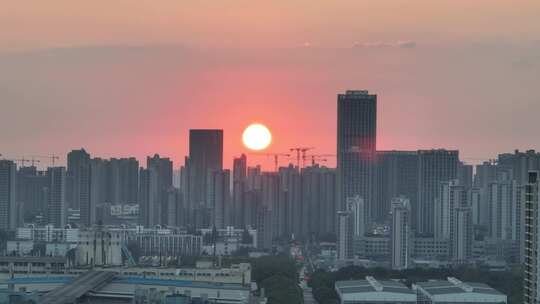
261,275 -> 302,304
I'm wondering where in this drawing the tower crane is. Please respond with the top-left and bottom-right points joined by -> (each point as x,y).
33,155 -> 60,166
306,154 -> 336,166
249,153 -> 291,172
289,147 -> 315,168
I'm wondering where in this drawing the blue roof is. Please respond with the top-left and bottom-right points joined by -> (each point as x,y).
114,276 -> 249,291
7,277 -> 73,284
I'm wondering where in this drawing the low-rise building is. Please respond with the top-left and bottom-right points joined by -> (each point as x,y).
335,276 -> 416,304
413,277 -> 507,303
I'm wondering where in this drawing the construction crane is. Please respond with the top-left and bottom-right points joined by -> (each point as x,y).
307,154 -> 336,166
289,147 -> 315,168
33,155 -> 60,166
249,153 -> 291,172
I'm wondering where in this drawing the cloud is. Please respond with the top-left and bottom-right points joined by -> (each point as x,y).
353,40 -> 417,49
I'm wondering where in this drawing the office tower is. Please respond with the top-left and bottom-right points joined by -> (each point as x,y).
391,197 -> 411,270
337,90 -> 376,224
0,160 -> 17,230
375,151 -> 418,223
346,195 -> 366,238
188,130 -> 224,216
417,149 -> 459,235
108,157 -> 139,205
434,181 -> 467,239
524,171 -> 540,304
499,150 -> 540,185
451,206 -> 473,263
457,161 -> 473,188
232,154 -> 247,228
67,149 -> 91,210
47,167 -> 66,228
207,169 -> 231,229
337,210 -> 354,260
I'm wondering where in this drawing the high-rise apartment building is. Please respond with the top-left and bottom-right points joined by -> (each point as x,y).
375,151 -> 418,224
187,129 -> 223,219
337,210 -> 354,260
232,154 -> 247,228
207,169 -> 231,229
391,197 -> 411,270
523,171 -> 540,304
46,167 -> 66,228
66,149 -> 91,210
417,149 -> 458,235
337,90 -> 376,225
0,160 -> 17,230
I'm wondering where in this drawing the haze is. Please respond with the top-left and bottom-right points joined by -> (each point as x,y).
1,0 -> 539,169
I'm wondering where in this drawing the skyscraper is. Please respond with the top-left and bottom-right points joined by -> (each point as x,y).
0,160 -> 17,230
391,197 -> 411,270
337,90 -> 377,229
523,171 -> 540,304
187,129 -> 223,225
417,149 -> 459,235
47,167 -> 66,228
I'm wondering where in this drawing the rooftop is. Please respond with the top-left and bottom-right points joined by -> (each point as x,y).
414,277 -> 504,296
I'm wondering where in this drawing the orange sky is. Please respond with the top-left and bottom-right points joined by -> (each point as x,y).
1,1 -> 539,170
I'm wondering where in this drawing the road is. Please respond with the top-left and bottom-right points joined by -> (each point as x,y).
40,271 -> 116,304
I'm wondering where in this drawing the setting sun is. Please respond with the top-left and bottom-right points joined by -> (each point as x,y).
242,123 -> 272,151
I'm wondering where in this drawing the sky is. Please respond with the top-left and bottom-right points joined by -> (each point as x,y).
1,0 -> 539,170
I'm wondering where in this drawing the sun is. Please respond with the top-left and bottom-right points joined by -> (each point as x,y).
242,123 -> 272,151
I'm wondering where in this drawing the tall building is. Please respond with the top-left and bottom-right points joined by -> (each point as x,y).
417,149 -> 459,235
487,179 -> 518,241
391,197 -> 411,270
457,161 -> 473,188
337,90 -> 377,224
107,157 -> 139,205
138,154 -> 173,227
0,160 -> 17,230
450,207 -> 473,263
498,150 -> 540,185
187,129 -> 224,220
523,171 -> 540,304
66,149 -> 91,210
232,154 -> 247,228
279,165 -> 301,237
434,181 -> 467,240
207,169 -> 231,229
300,165 -> 337,237
86,158 -> 108,227
46,167 -> 66,228
337,210 -> 354,260
375,151 -> 418,223
346,195 -> 366,238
